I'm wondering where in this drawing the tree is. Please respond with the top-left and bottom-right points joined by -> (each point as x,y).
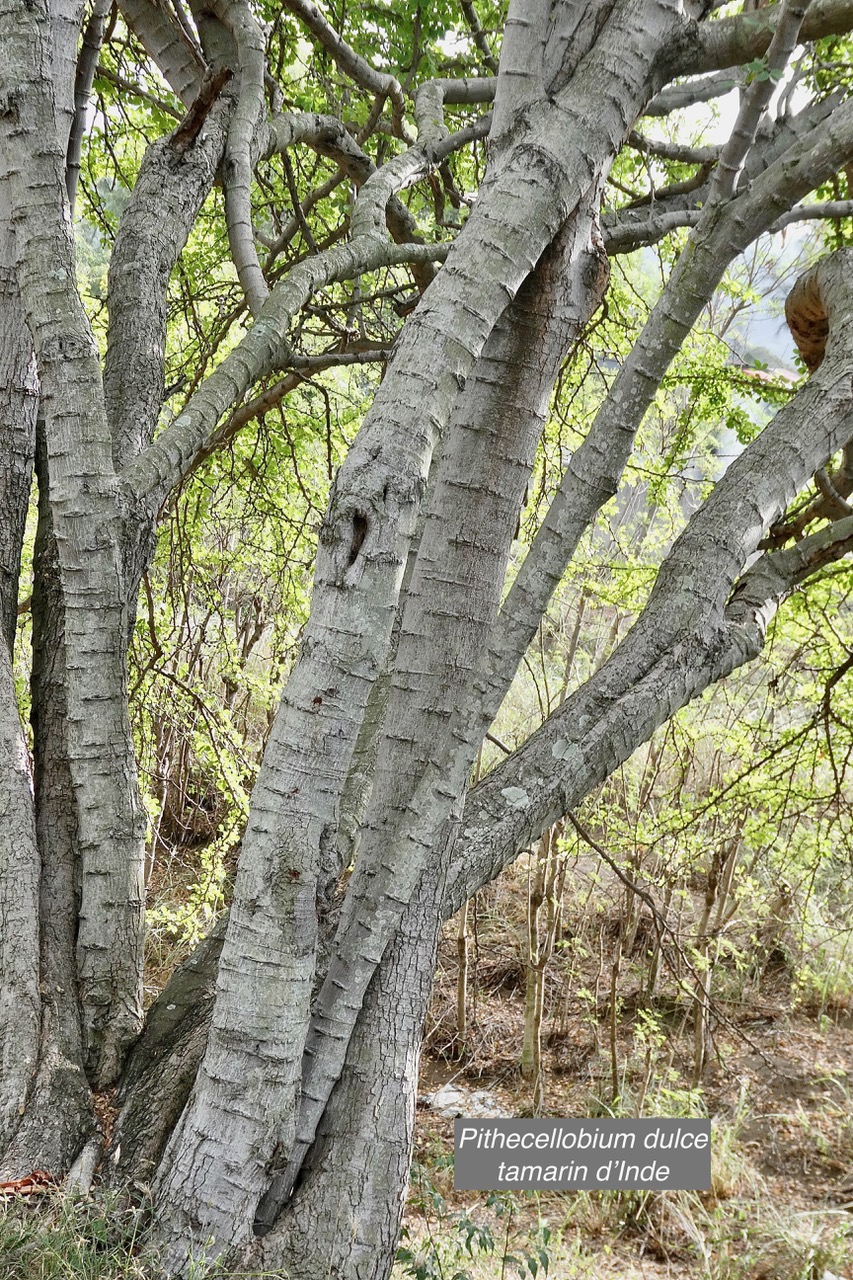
2,0 -> 853,1275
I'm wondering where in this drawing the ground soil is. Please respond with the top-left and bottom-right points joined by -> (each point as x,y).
400,887 -> 853,1280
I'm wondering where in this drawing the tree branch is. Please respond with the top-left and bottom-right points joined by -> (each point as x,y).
445,252 -> 853,915
265,112 -> 439,289
460,0 -> 499,72
283,0 -> 412,141
490,0 -> 548,142
645,68 -> 744,116
66,0 -> 112,212
206,0 -> 269,314
706,0 -> 811,204
117,0 -> 205,106
484,88 -> 853,718
94,62 -> 183,118
104,88 -> 231,474
181,349 -> 392,482
120,237 -> 448,510
683,0 -> 853,77
628,129 -> 720,164
773,197 -> 853,228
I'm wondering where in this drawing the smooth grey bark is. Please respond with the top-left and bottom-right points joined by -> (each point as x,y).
105,89 -> 230,472
117,0 -> 205,107
0,220 -> 40,1156
5,426 -> 97,1174
267,192 -> 609,1213
1,0 -> 146,1086
1,17 -> 234,1159
5,0 -> 853,1273
445,251 -> 853,914
66,0 -> 111,212
1,0 -> 95,1165
154,5 -> 715,1263
0,640 -> 40,1158
0,228 -> 36,654
489,0 -> 549,141
49,0 -> 86,158
256,858 -> 446,1280
282,0 -> 410,139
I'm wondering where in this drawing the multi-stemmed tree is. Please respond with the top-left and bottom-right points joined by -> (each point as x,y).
2,0 -> 853,1274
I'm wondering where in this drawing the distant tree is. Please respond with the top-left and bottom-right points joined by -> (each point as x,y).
2,0 -> 853,1276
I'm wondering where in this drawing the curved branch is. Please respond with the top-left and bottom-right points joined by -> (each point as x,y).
105,85 -> 231,474
117,0 -> 205,106
94,62 -> 183,117
262,169 -> 348,265
120,237 -> 448,510
682,0 -> 853,77
265,112 -> 438,289
604,206 -> 702,252
707,0 -> 810,204
606,91 -> 845,252
182,348 -> 392,481
445,250 -> 853,915
730,512 -> 853,626
645,68 -> 744,116
773,197 -> 853,229
208,0 -> 269,314
66,0 -> 112,212
628,129 -> 720,164
283,0 -> 412,141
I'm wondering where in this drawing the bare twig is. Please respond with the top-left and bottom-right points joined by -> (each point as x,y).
566,813 -> 778,1072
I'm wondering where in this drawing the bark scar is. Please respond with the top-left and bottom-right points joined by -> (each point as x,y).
347,512 -> 369,566
171,68 -> 234,156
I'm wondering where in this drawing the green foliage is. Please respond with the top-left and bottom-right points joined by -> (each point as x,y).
742,57 -> 785,86
396,1160 -> 555,1280
0,1192 -> 149,1280
130,373 -> 369,954
5,1 -> 850,1276
0,1193 -> 289,1280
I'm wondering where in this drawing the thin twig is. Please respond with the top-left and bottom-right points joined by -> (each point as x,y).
566,812 -> 779,1073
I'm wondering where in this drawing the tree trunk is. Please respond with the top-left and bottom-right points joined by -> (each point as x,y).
5,426 -> 95,1174
0,644 -> 40,1158
0,218 -> 40,1156
256,859 -> 447,1280
7,1 -> 853,1276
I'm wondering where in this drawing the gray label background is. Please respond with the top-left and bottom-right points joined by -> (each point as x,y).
454,1119 -> 711,1190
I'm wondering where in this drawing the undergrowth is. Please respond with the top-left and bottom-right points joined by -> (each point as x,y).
394,1155 -> 853,1280
0,1191 -> 149,1280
